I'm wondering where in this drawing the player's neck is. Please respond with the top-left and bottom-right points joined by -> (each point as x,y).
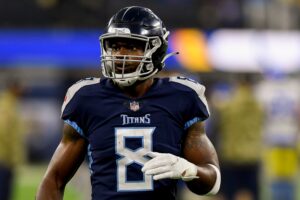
119,78 -> 154,98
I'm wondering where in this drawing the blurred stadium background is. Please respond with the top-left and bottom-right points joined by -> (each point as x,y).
0,0 -> 300,200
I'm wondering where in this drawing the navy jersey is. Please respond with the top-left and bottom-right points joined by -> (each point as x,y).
61,77 -> 209,200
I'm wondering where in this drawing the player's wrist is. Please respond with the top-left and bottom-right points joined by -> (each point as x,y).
178,157 -> 199,181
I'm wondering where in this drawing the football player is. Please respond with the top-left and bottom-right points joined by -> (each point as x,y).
36,6 -> 220,200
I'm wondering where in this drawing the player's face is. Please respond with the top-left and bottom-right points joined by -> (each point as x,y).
106,38 -> 145,74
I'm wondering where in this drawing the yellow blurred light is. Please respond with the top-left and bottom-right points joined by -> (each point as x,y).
172,29 -> 211,72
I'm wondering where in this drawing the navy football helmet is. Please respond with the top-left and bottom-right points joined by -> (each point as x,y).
100,6 -> 177,86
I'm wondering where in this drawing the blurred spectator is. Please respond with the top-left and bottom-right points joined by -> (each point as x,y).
255,74 -> 300,200
265,0 -> 299,29
213,75 -> 263,200
242,0 -> 267,29
0,79 -> 25,200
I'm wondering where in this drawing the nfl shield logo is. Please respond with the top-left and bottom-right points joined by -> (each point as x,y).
129,101 -> 140,112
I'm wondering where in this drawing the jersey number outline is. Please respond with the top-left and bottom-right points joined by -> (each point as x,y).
115,127 -> 155,191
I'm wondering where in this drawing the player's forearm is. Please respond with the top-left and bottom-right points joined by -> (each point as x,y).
185,164 -> 220,195
36,177 -> 65,200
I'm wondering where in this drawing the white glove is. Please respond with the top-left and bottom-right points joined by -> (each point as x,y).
141,152 -> 198,181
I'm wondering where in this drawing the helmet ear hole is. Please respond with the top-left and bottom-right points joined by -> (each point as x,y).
151,38 -> 161,47
145,64 -> 153,71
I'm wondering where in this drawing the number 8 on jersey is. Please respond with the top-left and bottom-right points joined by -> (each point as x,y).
115,127 -> 156,191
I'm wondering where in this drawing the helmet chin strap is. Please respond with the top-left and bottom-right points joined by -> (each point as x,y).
113,77 -> 138,87
113,71 -> 139,87
112,67 -> 158,87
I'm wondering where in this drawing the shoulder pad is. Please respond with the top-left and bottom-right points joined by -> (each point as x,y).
169,76 -> 209,113
61,77 -> 100,115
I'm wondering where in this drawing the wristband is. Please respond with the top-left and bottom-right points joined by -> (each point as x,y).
206,164 -> 221,195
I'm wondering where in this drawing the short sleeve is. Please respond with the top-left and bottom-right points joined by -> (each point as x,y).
61,78 -> 100,137
61,84 -> 85,137
170,76 -> 210,129
184,83 -> 210,129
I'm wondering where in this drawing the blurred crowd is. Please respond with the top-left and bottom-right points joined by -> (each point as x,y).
1,0 -> 300,29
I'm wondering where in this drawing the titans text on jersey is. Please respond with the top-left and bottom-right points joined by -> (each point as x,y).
121,114 -> 151,125
61,76 -> 210,200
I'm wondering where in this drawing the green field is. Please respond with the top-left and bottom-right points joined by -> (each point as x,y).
12,165 -> 82,200
11,164 -> 300,200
